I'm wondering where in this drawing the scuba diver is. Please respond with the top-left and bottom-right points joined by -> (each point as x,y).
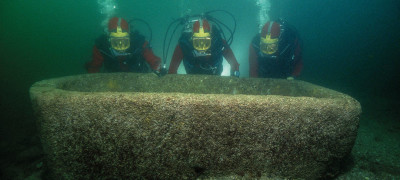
165,11 -> 240,77
249,19 -> 303,79
85,17 -> 164,75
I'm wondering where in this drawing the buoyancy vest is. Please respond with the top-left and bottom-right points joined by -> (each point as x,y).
96,31 -> 151,73
251,24 -> 299,78
179,26 -> 225,75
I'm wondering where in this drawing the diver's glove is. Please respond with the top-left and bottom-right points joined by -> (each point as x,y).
154,65 -> 168,77
286,76 -> 294,80
231,70 -> 240,77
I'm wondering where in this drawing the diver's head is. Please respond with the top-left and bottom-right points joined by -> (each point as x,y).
192,19 -> 211,52
108,17 -> 130,52
260,21 -> 280,55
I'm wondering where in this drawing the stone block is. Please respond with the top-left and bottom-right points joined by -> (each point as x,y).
30,73 -> 361,179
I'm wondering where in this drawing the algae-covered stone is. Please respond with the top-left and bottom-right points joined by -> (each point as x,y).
30,73 -> 361,179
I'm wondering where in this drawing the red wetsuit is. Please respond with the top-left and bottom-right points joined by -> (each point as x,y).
249,38 -> 303,78
85,32 -> 161,73
168,40 -> 239,75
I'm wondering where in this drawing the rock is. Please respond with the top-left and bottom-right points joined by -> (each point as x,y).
30,73 -> 361,179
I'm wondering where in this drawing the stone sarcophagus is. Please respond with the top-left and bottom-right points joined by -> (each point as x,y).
30,73 -> 361,179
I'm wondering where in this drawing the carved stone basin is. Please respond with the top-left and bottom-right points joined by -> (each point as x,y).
30,73 -> 361,179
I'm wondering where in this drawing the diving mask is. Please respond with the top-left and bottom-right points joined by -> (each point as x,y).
109,26 -> 130,51
260,34 -> 278,55
192,37 -> 211,51
110,37 -> 130,52
192,23 -> 211,51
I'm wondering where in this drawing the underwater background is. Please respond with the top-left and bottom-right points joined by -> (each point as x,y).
0,0 -> 399,179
